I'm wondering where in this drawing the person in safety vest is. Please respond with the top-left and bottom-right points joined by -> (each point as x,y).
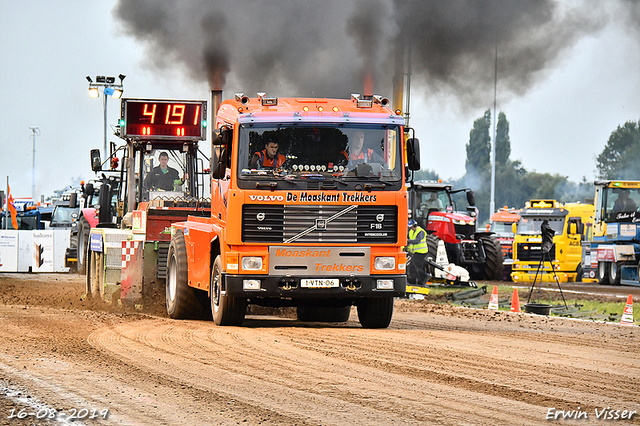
337,129 -> 384,166
407,219 -> 430,285
251,139 -> 286,170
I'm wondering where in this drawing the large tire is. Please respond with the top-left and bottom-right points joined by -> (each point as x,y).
210,255 -> 247,326
77,217 -> 90,275
597,261 -> 610,285
609,262 -> 622,285
425,234 -> 439,275
479,236 -> 504,281
166,231 -> 201,319
575,264 -> 583,283
356,297 -> 394,329
297,305 -> 351,323
85,249 -> 94,297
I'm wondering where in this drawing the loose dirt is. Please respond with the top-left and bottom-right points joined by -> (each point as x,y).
0,273 -> 638,425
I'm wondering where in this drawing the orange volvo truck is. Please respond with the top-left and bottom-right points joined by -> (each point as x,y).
166,91 -> 420,328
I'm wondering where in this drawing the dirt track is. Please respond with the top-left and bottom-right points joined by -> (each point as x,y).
0,274 -> 638,425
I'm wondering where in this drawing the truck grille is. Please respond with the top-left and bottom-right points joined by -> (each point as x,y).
242,204 -> 397,244
516,243 -> 555,262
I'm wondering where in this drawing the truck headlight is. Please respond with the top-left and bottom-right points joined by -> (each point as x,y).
241,256 -> 262,270
374,256 -> 395,270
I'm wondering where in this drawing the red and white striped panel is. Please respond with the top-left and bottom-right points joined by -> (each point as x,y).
122,241 -> 138,268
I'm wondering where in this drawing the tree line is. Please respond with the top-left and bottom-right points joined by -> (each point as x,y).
413,111 -> 640,224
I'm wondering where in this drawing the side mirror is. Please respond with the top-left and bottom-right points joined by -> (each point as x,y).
84,182 -> 94,197
90,149 -> 102,172
466,190 -> 476,207
406,138 -> 420,171
211,145 -> 227,180
569,222 -> 577,235
69,192 -> 78,208
211,127 -> 232,179
512,222 -> 517,234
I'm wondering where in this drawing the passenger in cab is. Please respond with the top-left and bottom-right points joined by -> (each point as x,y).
337,130 -> 384,166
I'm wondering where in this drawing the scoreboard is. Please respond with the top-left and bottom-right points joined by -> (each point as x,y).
120,99 -> 207,140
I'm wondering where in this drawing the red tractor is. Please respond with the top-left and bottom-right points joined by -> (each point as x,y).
408,181 -> 503,281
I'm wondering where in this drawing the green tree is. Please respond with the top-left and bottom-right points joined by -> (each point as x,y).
596,120 -> 640,179
495,111 -> 510,165
465,110 -> 491,176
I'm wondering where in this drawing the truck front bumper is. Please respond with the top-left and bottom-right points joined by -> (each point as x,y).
225,274 -> 406,299
511,270 -> 576,283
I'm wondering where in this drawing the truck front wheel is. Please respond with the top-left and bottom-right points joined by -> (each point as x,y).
356,297 -> 394,329
210,255 -> 247,326
166,231 -> 201,319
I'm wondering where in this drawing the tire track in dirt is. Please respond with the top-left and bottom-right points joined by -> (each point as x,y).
256,312 -> 640,417
88,316 -> 582,425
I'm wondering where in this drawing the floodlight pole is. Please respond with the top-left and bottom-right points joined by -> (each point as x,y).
490,42 -> 498,218
87,75 -> 125,159
29,126 -> 40,200
103,94 -> 108,160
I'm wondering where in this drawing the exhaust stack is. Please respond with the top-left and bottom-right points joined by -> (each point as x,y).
211,89 -> 223,130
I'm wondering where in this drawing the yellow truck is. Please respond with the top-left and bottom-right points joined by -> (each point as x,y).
511,200 -> 593,283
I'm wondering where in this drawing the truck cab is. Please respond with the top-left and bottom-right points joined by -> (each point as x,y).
583,180 -> 640,285
167,92 -> 419,328
511,200 -> 593,283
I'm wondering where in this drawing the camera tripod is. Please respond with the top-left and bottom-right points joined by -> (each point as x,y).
527,249 -> 568,309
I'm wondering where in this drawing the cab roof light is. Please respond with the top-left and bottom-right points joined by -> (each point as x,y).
257,92 -> 278,106
373,95 -> 390,107
235,93 -> 250,105
351,93 -> 372,108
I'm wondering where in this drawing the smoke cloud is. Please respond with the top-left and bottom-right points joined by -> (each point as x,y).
114,0 -> 630,109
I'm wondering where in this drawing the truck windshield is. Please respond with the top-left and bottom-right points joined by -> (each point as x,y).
51,205 -> 78,226
517,216 -> 565,235
237,124 -> 402,183
602,187 -> 640,223
490,221 -> 515,236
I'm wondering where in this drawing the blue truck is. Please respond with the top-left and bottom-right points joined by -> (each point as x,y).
582,180 -> 640,286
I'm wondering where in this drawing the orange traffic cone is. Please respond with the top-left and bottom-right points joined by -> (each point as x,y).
488,286 -> 499,310
620,294 -> 634,326
511,288 -> 521,313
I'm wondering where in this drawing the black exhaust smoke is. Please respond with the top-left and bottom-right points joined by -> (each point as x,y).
114,0 -> 632,110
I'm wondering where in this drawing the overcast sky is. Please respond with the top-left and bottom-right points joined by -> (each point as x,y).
2,0 -> 640,201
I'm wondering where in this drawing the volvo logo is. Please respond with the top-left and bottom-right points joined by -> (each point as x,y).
256,212 -> 265,221
376,214 -> 385,222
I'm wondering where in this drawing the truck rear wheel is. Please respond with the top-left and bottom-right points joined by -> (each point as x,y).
597,261 -> 610,285
356,297 -> 394,329
166,231 -> 201,319
479,237 -> 504,281
211,255 -> 247,326
297,305 -> 351,323
609,262 -> 622,285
